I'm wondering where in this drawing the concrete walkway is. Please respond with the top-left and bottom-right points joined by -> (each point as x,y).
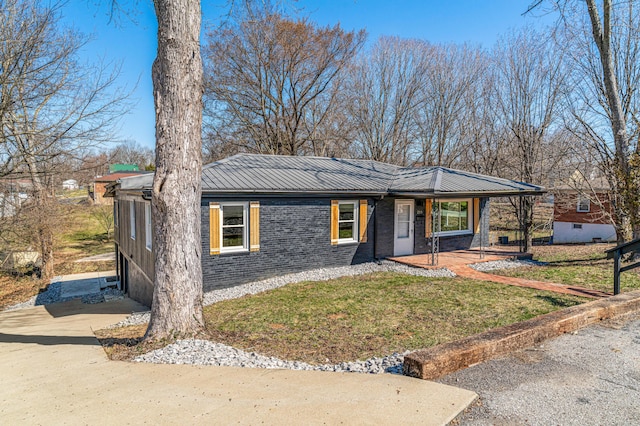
0,299 -> 477,425
53,270 -> 118,298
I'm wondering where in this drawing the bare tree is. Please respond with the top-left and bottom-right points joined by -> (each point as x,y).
203,2 -> 365,157
144,0 -> 205,340
347,36 -> 428,165
492,27 -> 568,250
0,0 -> 129,278
108,141 -> 155,170
415,43 -> 486,167
91,204 -> 114,239
549,0 -> 640,242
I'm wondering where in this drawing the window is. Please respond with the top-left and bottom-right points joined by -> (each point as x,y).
338,201 -> 358,243
577,196 -> 590,212
145,203 -> 152,250
209,201 -> 259,255
220,202 -> 248,252
129,201 -> 136,240
432,199 -> 471,236
573,223 -> 583,229
330,199 -> 367,245
114,201 -> 119,227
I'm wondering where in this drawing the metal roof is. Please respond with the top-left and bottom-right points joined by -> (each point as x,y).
390,166 -> 544,196
201,154 -> 397,194
116,154 -> 544,197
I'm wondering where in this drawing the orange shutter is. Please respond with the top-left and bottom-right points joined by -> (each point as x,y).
425,199 -> 433,237
473,198 -> 481,234
330,200 -> 339,245
359,199 -> 368,243
209,202 -> 220,255
250,201 -> 260,252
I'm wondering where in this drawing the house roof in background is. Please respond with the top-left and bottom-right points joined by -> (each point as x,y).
117,154 -> 545,197
95,172 -> 147,183
554,177 -> 611,192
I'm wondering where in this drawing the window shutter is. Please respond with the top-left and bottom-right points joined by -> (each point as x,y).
250,201 -> 260,252
209,202 -> 220,255
330,200 -> 339,245
359,200 -> 368,242
473,198 -> 481,234
425,199 -> 432,237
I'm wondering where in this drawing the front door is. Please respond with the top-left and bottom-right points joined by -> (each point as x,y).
394,199 -> 414,256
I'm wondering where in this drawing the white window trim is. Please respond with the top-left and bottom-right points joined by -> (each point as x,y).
145,202 -> 152,251
219,202 -> 249,253
433,198 -> 472,237
338,200 -> 359,244
114,201 -> 119,227
577,196 -> 590,213
130,201 -> 136,240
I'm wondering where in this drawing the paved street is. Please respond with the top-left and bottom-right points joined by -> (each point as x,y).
440,314 -> 640,425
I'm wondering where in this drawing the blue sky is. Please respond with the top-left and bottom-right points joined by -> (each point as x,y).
59,1 -> 553,150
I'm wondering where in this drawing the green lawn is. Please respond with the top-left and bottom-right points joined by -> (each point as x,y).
201,272 -> 585,364
492,244 -> 640,294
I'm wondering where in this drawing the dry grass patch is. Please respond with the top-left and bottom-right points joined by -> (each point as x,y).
493,244 -> 640,293
0,274 -> 48,311
0,202 -> 115,309
94,324 -> 176,361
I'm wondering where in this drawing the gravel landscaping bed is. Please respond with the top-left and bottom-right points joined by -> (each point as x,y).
135,339 -> 408,375
469,259 -> 545,272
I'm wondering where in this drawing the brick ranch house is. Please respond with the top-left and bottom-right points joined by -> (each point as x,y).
107,154 -> 544,306
553,178 -> 616,244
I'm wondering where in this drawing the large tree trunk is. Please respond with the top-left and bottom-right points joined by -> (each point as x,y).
146,0 -> 204,340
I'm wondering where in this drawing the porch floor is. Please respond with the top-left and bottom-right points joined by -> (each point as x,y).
389,247 -> 530,270
389,247 -> 611,299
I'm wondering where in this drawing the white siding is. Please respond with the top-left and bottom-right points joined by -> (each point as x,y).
553,221 -> 616,244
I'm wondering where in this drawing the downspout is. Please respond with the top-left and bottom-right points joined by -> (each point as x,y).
374,195 -> 384,263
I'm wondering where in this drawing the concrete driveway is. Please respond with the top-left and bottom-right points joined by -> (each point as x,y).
439,314 -> 640,425
0,299 -> 476,425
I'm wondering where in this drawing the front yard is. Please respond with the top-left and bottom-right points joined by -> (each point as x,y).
491,244 -> 640,294
98,272 -> 586,364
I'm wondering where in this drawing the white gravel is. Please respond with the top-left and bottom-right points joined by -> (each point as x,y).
135,339 -> 408,374
469,259 -> 545,272
119,261 -> 453,374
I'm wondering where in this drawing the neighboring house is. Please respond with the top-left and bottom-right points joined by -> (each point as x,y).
89,172 -> 145,205
62,179 -> 78,190
553,178 -> 616,244
108,154 -> 544,306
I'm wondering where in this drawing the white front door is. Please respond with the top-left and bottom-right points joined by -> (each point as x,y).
394,199 -> 414,256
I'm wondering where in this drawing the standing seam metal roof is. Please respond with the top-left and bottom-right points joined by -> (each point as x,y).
117,153 -> 544,196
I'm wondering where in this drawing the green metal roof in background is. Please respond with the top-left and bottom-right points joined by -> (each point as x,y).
109,163 -> 139,173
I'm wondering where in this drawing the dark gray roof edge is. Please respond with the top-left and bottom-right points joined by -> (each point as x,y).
390,189 -> 546,198
201,189 -> 388,196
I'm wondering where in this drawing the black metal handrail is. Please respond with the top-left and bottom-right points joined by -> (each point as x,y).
605,238 -> 640,295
